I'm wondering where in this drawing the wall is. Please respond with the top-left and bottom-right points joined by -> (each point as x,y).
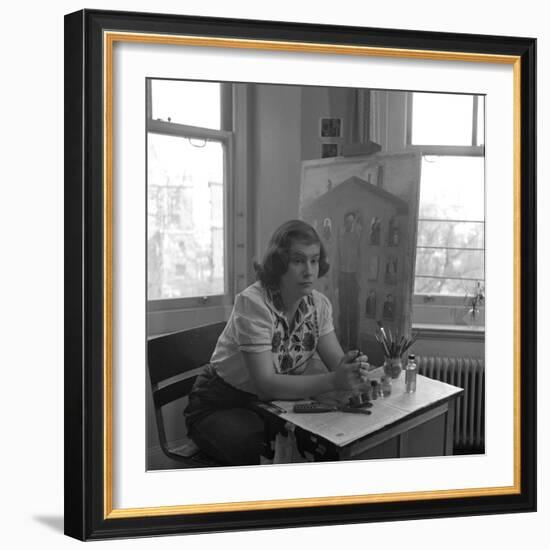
251,84 -> 303,255
383,90 -> 410,152
301,86 -> 358,160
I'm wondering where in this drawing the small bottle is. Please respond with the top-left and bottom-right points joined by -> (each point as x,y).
361,387 -> 373,403
405,354 -> 417,393
370,380 -> 379,400
349,392 -> 363,407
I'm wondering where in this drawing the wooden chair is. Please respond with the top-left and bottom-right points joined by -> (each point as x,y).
147,322 -> 226,467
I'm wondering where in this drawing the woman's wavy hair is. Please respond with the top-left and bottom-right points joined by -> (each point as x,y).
254,220 -> 330,290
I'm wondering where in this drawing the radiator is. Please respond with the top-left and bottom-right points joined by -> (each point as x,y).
417,356 -> 485,452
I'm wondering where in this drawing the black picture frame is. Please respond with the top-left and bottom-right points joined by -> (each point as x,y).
64,9 -> 537,541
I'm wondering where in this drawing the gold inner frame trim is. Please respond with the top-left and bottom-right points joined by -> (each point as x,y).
105,31 -> 519,64
103,31 -> 522,519
106,485 -> 518,519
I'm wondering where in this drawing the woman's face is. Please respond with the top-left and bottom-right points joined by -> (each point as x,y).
280,240 -> 320,299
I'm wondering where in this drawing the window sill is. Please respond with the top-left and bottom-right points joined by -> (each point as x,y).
412,323 -> 485,342
413,302 -> 484,326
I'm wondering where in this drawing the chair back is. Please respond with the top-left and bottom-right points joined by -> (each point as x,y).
147,322 -> 226,461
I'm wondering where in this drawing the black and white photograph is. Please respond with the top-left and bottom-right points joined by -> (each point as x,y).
146,78 -> 486,471
321,143 -> 339,158
320,116 -> 343,137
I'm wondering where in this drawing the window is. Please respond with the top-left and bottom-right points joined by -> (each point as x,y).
409,92 -> 485,307
411,93 -> 484,147
146,79 -> 233,306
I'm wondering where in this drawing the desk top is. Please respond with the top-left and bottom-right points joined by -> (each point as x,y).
269,369 -> 463,447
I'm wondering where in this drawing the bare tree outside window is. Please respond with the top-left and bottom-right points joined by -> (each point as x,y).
411,93 -> 485,297
414,155 -> 484,295
147,80 -> 227,302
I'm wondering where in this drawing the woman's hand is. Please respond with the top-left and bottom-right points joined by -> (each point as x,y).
333,363 -> 368,391
337,350 -> 369,372
333,350 -> 370,391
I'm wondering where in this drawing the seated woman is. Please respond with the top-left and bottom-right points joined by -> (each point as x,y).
184,219 -> 369,466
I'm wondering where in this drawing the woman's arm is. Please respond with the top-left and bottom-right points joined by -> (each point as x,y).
316,330 -> 346,371
316,330 -> 369,372
242,349 -> 365,401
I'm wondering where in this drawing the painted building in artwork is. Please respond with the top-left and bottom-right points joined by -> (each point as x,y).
301,175 -> 410,363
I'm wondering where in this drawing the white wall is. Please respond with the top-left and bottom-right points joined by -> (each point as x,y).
252,84 -> 303,254
2,1 -> 546,549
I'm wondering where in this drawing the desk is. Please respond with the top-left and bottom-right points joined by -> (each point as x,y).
263,371 -> 463,461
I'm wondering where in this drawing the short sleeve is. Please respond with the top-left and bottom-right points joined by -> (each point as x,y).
232,291 -> 274,353
316,292 -> 335,337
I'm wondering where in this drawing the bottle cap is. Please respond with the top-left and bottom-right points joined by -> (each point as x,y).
408,354 -> 416,360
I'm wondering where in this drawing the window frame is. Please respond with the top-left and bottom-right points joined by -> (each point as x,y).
406,91 -> 486,309
146,79 -> 235,312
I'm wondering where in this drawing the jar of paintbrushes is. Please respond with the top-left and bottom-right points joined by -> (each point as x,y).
375,322 -> 417,379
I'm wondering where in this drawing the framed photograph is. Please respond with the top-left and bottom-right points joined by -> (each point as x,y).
321,142 -> 339,158
64,9 -> 536,541
320,117 -> 343,138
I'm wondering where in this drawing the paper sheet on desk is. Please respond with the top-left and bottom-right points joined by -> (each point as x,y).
386,374 -> 463,413
270,399 -> 407,447
271,371 -> 462,448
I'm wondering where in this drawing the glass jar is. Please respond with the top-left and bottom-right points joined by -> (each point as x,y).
383,356 -> 403,379
380,375 -> 392,397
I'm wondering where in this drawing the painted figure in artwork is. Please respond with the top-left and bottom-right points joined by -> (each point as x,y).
337,210 -> 362,350
365,289 -> 377,318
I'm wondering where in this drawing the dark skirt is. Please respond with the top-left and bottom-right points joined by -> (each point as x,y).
184,365 -> 329,464
184,364 -> 260,433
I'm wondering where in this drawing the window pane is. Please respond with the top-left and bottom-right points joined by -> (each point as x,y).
417,220 -> 484,249
412,93 -> 473,146
147,133 -> 225,300
151,80 -> 221,130
415,248 -> 484,281
414,277 -> 475,296
419,156 -> 484,221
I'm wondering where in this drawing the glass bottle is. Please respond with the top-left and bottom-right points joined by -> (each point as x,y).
405,354 -> 417,393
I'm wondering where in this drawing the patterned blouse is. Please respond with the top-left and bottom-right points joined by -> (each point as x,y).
211,282 -> 334,394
